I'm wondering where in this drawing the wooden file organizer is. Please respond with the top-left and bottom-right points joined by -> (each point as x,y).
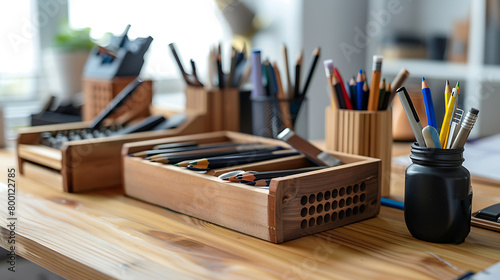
17,110 -> 208,193
185,86 -> 240,132
83,77 -> 153,122
325,108 -> 392,197
122,131 -> 381,243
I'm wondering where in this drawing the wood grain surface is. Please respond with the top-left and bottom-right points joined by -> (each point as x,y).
1,144 -> 500,280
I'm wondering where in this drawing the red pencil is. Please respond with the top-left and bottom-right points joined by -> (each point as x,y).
333,67 -> 353,109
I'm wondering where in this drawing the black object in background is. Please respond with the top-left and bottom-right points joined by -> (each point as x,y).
84,25 -> 153,79
116,115 -> 166,135
426,35 -> 448,60
152,113 -> 187,131
31,96 -> 82,126
475,203 -> 500,222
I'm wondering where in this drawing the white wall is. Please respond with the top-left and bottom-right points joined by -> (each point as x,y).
302,0 -> 368,140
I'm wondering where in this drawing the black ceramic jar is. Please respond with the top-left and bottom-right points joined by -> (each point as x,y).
404,143 -> 472,244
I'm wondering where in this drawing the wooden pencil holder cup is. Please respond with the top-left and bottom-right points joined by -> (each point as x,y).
83,77 -> 153,123
185,86 -> 240,132
325,108 -> 392,197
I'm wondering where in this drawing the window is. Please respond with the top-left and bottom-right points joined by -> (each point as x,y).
68,0 -> 228,90
0,0 -> 39,101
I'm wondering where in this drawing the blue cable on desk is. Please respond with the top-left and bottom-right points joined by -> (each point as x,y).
381,197 -> 404,210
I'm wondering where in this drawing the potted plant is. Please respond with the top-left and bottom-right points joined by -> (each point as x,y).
48,20 -> 94,103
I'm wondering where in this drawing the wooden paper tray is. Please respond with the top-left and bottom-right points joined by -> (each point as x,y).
122,131 -> 381,243
17,111 -> 208,193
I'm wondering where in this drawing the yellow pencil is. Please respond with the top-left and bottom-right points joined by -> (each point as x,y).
439,87 -> 458,147
444,80 -> 451,109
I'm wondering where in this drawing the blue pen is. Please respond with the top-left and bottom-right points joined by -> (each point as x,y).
356,69 -> 364,110
381,197 -> 404,210
422,77 -> 437,129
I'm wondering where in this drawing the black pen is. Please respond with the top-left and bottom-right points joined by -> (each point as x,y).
190,59 -> 202,86
301,47 -> 320,97
168,43 -> 202,87
294,50 -> 303,98
217,54 -> 225,89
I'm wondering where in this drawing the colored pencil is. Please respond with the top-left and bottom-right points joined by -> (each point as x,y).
378,78 -> 386,110
187,150 -> 300,169
242,179 -> 271,187
235,166 -> 326,181
294,50 -> 303,99
301,47 -> 321,96
264,60 -> 274,95
150,150 -> 255,165
368,55 -> 383,111
282,44 -> 293,99
172,146 -> 285,167
227,47 -> 237,88
273,62 -> 293,129
153,141 -> 198,150
217,54 -> 224,89
149,143 -> 274,161
349,77 -> 357,110
381,82 -> 392,110
356,69 -> 364,110
362,81 -> 369,110
151,142 -> 258,156
332,73 -> 346,109
421,77 -> 437,129
439,87 -> 458,147
324,60 -> 339,109
334,67 -> 353,109
444,80 -> 452,110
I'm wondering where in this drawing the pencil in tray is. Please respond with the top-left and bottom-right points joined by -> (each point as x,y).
132,142 -> 261,158
186,150 -> 300,170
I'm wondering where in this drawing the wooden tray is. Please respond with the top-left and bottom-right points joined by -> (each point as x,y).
326,108 -> 392,197
17,110 -> 207,193
122,131 -> 381,243
185,86 -> 240,132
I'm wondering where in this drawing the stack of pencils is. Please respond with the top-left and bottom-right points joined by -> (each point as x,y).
324,55 -> 409,111
169,42 -> 249,89
250,45 -> 321,129
397,80 -> 479,149
129,141 -> 300,173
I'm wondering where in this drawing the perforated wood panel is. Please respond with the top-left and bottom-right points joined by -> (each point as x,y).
298,182 -> 370,229
83,77 -> 152,123
270,159 -> 381,243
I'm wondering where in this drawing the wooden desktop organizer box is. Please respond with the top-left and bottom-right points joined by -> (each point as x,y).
16,110 -> 208,193
325,108 -> 392,197
122,131 -> 381,243
83,77 -> 153,122
185,86 -> 240,132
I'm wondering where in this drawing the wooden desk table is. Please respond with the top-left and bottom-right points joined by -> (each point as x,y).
0,143 -> 499,279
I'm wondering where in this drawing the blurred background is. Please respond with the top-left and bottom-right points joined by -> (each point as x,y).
2,0 -> 500,142
2,0 -> 500,278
